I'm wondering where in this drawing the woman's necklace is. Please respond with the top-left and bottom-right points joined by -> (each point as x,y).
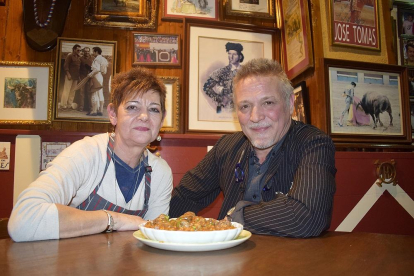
33,0 -> 57,28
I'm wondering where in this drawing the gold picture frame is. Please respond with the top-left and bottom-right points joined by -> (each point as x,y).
84,0 -> 157,29
224,0 -> 275,19
160,77 -> 181,133
0,61 -> 53,124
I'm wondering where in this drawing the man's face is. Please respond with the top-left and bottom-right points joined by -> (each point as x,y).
408,46 -> 414,62
234,75 -> 294,151
73,47 -> 81,56
83,48 -> 91,57
227,50 -> 240,66
409,15 -> 413,22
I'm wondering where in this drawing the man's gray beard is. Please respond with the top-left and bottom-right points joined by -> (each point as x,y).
251,139 -> 276,150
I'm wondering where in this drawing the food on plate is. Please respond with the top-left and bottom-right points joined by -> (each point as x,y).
144,212 -> 235,231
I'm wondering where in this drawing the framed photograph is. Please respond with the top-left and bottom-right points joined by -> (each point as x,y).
410,100 -> 414,137
329,0 -> 380,50
185,19 -> 276,133
400,37 -> 414,66
398,7 -> 414,36
408,68 -> 414,97
324,58 -> 411,143
224,0 -> 275,19
160,77 -> 180,133
84,0 -> 157,29
41,142 -> 71,171
132,33 -> 181,67
0,61 -> 53,124
0,142 -> 11,171
162,0 -> 218,21
292,81 -> 308,124
280,0 -> 314,79
54,37 -> 117,123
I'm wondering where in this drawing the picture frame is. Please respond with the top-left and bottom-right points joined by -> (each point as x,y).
397,6 -> 414,36
185,19 -> 276,133
224,0 -> 275,19
0,61 -> 53,124
400,37 -> 414,66
41,142 -> 71,171
84,0 -> 157,29
329,0 -> 380,50
324,58 -> 411,144
292,81 -> 308,124
132,33 -> 181,67
162,0 -> 219,21
410,100 -> 414,137
53,37 -> 117,123
160,77 -> 181,133
409,68 -> 414,97
280,0 -> 314,79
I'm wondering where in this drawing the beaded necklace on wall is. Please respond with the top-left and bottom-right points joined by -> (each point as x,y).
33,0 -> 56,28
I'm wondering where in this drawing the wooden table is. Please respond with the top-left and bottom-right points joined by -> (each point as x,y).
0,231 -> 413,275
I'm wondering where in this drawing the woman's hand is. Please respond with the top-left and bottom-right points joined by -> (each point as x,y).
111,211 -> 147,231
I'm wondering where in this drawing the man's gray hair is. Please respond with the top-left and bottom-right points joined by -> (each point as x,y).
233,58 -> 293,107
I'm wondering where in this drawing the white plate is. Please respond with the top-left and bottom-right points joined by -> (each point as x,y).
133,230 -> 252,252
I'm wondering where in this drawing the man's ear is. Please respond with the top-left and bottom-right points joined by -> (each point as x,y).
107,103 -> 117,126
289,94 -> 295,115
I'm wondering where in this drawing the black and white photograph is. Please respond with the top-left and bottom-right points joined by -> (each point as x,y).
54,38 -> 117,122
292,81 -> 308,124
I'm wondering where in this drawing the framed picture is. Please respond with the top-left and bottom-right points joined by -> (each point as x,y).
280,0 -> 314,79
410,100 -> 414,137
132,33 -> 181,67
0,142 -> 11,171
0,61 -> 53,124
324,58 -> 411,144
185,19 -> 276,133
224,0 -> 275,19
400,37 -> 414,66
292,81 -> 308,124
398,7 -> 414,36
162,0 -> 218,21
84,0 -> 157,29
41,142 -> 71,171
53,37 -> 117,123
329,0 -> 380,50
408,68 -> 414,97
160,77 -> 180,133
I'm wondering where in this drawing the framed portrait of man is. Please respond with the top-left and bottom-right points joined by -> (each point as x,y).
185,19 -> 277,133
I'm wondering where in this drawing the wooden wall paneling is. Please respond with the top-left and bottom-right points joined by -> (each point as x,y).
0,6 -> 8,60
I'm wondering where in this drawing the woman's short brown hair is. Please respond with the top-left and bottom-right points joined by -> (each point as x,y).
110,67 -> 166,117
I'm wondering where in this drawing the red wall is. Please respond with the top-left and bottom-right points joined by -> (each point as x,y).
1,131 -> 414,235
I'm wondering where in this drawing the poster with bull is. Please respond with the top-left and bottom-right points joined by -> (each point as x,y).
0,61 -> 53,124
330,0 -> 379,50
327,60 -> 411,143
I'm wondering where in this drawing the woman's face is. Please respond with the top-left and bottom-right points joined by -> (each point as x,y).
109,90 -> 164,149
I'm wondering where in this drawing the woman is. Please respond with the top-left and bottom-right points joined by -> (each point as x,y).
8,68 -> 173,242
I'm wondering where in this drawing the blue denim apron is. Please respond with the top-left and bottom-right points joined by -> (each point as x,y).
76,134 -> 151,217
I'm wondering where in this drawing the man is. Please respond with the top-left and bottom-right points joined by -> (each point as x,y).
60,44 -> 81,109
403,14 -> 413,35
88,46 -> 108,116
79,47 -> 94,113
170,58 -> 337,238
406,41 -> 414,66
203,42 -> 244,113
339,81 -> 356,127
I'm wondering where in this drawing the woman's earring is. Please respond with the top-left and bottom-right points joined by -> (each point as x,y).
156,135 -> 162,142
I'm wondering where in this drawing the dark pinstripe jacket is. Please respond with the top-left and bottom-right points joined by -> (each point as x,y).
169,120 -> 337,238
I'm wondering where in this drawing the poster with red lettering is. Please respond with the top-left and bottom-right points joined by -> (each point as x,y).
330,0 -> 379,50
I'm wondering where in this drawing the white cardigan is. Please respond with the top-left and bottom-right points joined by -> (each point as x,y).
8,133 -> 173,242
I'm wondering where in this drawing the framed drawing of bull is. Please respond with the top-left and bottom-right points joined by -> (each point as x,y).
0,61 -> 53,124
324,58 -> 412,144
